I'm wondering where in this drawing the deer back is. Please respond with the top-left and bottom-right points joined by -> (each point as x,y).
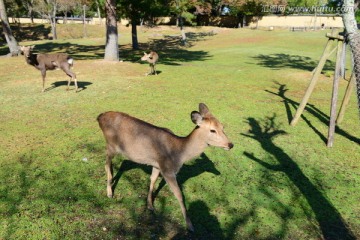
97,112 -> 184,168
97,104 -> 233,171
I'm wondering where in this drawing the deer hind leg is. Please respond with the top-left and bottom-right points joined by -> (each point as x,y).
147,167 -> 160,210
105,150 -> 115,198
147,64 -> 152,76
162,172 -> 194,232
62,65 -> 77,92
41,70 -> 46,92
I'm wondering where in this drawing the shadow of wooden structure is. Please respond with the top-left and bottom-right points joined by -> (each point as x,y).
290,28 -> 356,147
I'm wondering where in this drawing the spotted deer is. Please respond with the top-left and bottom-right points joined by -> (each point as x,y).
97,103 -> 233,231
141,51 -> 159,75
20,45 -> 78,92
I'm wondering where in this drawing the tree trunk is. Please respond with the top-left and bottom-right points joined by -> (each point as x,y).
49,2 -> 57,40
96,0 -> 102,25
83,5 -> 87,38
131,20 -> 139,50
179,14 -> 186,45
104,0 -> 118,61
50,15 -> 57,39
0,0 -> 19,56
27,0 -> 34,24
343,0 -> 360,114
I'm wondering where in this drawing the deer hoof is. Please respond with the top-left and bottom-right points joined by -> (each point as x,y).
107,187 -> 113,198
187,223 -> 195,232
147,204 -> 154,211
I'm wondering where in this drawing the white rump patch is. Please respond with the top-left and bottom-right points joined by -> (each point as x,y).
67,58 -> 74,65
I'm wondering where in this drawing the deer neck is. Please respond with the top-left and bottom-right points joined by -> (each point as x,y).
178,127 -> 208,164
25,53 -> 39,67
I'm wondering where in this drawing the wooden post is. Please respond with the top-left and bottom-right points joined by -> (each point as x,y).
340,41 -> 347,78
290,38 -> 335,126
327,40 -> 343,147
337,73 -> 356,124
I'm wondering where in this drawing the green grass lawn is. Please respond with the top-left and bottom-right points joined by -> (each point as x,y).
0,24 -> 359,239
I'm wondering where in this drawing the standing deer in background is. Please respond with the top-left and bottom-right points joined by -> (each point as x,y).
141,51 -> 158,75
97,103 -> 233,231
20,45 -> 78,92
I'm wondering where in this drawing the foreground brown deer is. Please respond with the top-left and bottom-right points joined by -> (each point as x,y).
97,103 -> 233,231
141,51 -> 159,75
20,45 -> 78,92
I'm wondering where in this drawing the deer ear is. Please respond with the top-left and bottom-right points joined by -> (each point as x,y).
191,111 -> 203,126
199,103 -> 210,116
143,52 -> 147,55
30,45 -> 35,50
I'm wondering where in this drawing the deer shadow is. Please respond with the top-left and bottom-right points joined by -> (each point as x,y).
44,80 -> 93,92
242,115 -> 356,240
111,153 -> 220,207
172,200 -> 225,240
152,153 -> 220,200
142,70 -> 163,76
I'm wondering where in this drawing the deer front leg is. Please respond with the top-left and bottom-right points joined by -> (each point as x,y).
153,64 -> 157,75
67,78 -> 72,91
147,167 -> 160,210
41,70 -> 46,92
162,172 -> 194,232
105,151 -> 114,198
147,64 -> 152,76
74,78 -> 78,92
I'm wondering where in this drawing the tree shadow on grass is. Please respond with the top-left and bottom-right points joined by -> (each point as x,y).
252,53 -> 335,72
13,24 -> 51,41
0,46 -> 11,56
121,32 -> 213,65
266,81 -> 359,145
17,30 -> 213,64
0,24 -> 51,43
1,154 -> 34,240
242,115 -> 356,240
19,42 -> 105,60
0,152 -> 106,239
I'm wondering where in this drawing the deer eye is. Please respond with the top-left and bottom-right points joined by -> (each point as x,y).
210,129 -> 217,133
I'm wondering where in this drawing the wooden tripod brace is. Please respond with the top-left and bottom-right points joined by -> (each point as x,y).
290,29 -> 355,147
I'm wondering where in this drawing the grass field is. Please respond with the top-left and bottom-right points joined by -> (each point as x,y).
0,24 -> 359,239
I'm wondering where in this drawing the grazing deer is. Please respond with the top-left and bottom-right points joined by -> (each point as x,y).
97,103 -> 233,231
141,51 -> 158,75
20,45 -> 78,92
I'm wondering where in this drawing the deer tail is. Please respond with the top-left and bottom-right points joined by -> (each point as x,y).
67,57 -> 74,67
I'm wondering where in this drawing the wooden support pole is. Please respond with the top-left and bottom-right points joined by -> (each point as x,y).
290,38 -> 335,126
340,41 -> 347,78
337,72 -> 356,124
327,40 -> 343,147
311,46 -> 340,75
